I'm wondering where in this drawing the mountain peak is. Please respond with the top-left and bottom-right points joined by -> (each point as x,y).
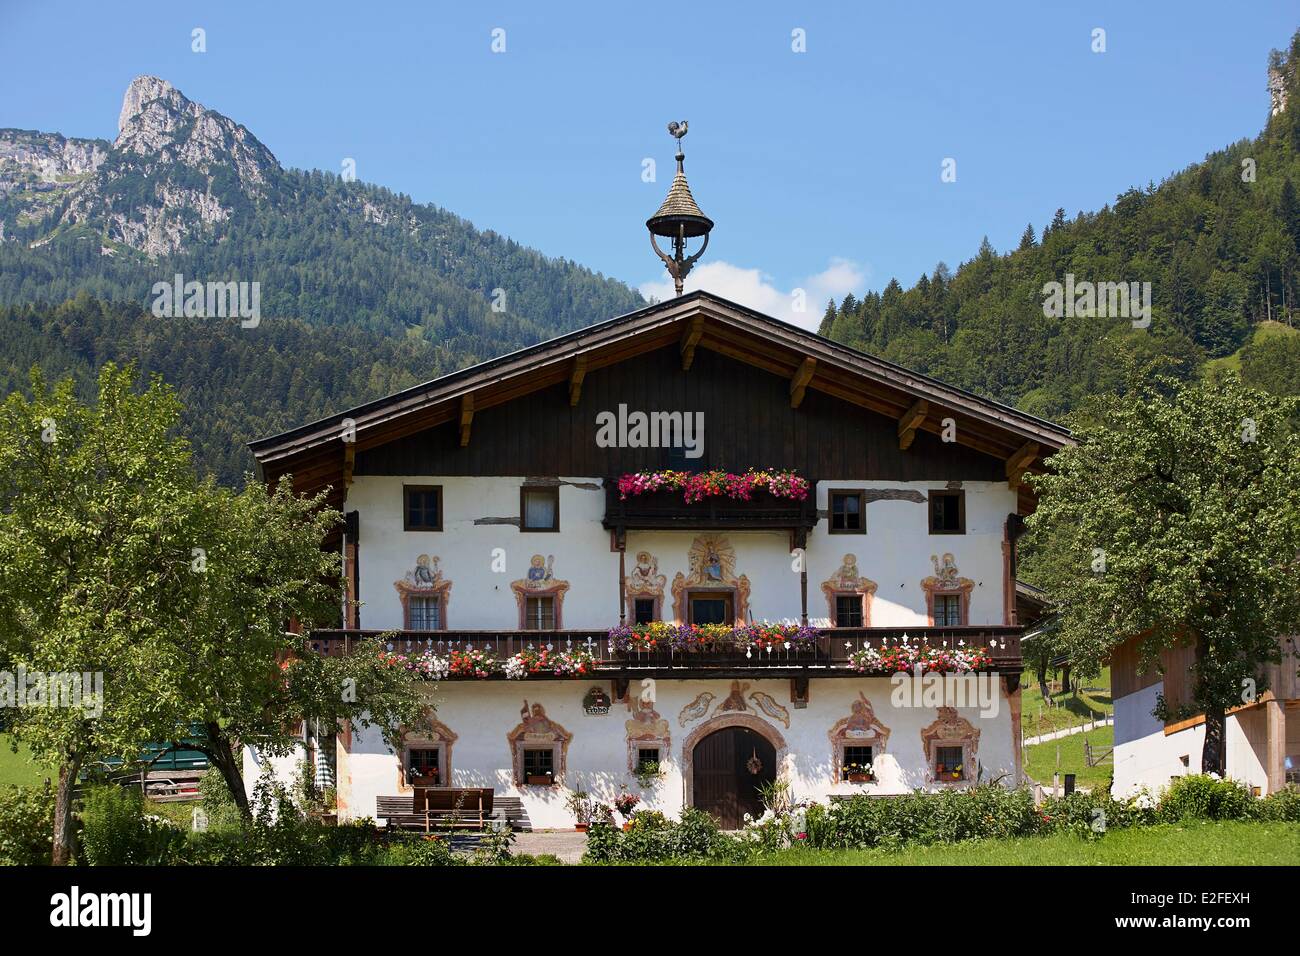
118,75 -> 179,136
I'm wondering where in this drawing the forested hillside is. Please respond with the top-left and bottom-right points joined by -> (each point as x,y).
0,296 -> 448,484
819,31 -> 1300,422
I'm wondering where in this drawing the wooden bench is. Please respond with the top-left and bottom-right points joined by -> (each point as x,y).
377,788 -> 490,832
377,791 -> 532,832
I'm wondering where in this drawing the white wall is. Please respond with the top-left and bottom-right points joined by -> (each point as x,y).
338,677 -> 1018,829
348,476 -> 1016,631
1112,681 -> 1271,796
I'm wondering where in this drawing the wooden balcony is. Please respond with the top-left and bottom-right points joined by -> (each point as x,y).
307,626 -> 1023,679
602,480 -> 819,533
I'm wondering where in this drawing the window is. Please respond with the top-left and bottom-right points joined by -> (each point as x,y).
834,594 -> 863,628
520,486 -> 559,532
842,745 -> 874,779
634,598 -> 656,625
928,490 -> 965,534
403,485 -> 442,532
933,594 -> 963,626
523,748 -> 555,782
689,592 -> 732,625
524,595 -> 556,630
637,748 -> 660,768
829,490 -> 865,534
408,596 -> 441,630
935,745 -> 964,780
407,748 -> 439,781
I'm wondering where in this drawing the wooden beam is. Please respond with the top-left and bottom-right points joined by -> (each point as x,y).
458,393 -> 474,448
680,316 -> 705,370
1005,441 -> 1040,489
897,398 -> 929,450
343,441 -> 355,488
789,357 -> 817,409
568,356 -> 587,407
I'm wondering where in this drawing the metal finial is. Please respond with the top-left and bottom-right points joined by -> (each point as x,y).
647,121 -> 712,296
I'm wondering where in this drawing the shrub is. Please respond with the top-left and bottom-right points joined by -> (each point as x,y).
79,785 -> 186,866
381,835 -> 462,866
583,807 -> 749,863
197,768 -> 245,829
1159,775 -> 1257,822
1259,785 -> 1300,822
0,784 -> 54,865
1039,791 -> 1149,838
803,786 -> 1042,851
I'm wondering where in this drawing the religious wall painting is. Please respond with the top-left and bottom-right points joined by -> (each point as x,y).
624,550 -> 667,622
625,679 -> 671,773
828,692 -> 890,784
714,680 -> 751,716
507,700 -> 573,787
920,706 -> 980,784
510,554 -> 571,629
670,534 -> 750,625
393,554 -> 453,629
920,552 -> 974,626
820,553 -> 878,627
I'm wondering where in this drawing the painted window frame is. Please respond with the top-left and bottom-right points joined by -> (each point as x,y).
840,744 -> 876,781
933,744 -> 968,783
524,594 -> 557,630
687,591 -> 734,626
832,592 -> 866,628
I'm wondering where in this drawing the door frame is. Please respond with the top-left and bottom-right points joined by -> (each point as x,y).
681,713 -> 789,818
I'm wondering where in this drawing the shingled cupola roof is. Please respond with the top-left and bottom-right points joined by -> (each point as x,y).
647,154 -> 713,237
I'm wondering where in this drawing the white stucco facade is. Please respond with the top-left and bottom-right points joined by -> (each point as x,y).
348,475 -> 1016,631
244,472 -> 1024,826
318,676 -> 1018,828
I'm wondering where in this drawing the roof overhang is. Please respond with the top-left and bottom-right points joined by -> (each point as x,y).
250,290 -> 1074,512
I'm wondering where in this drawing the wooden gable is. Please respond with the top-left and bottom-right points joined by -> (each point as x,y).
250,291 -> 1074,514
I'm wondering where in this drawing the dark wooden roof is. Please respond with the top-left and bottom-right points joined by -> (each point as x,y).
249,290 -> 1074,513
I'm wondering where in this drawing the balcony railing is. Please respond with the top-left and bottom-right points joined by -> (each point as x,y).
307,626 -> 1022,676
602,480 -> 819,532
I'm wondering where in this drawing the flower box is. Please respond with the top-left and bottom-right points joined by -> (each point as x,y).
846,772 -> 874,784
526,774 -> 555,786
574,822 -> 590,833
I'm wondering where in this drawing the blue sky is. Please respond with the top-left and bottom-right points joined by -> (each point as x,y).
1,1 -> 1296,325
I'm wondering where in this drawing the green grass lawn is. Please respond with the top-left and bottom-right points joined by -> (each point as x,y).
746,821 -> 1300,866
0,733 -> 52,788
1020,666 -> 1112,739
1025,724 -> 1115,793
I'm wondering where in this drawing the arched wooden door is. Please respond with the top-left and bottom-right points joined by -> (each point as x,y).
691,726 -> 776,829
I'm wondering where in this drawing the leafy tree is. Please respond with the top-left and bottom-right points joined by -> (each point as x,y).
1027,375 -> 1300,774
0,364 -> 200,863
162,478 -> 422,819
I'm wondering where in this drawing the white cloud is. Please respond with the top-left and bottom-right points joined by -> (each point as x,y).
638,257 -> 868,331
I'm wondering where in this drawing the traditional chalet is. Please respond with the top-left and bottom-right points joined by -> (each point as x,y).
246,288 -> 1073,828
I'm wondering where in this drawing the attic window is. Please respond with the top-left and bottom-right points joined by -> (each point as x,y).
404,485 -> 442,532
521,486 -> 559,532
829,490 -> 865,534
928,490 -> 965,535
